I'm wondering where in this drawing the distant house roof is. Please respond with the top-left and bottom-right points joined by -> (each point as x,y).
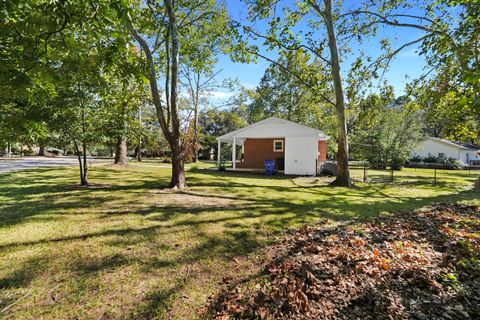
453,141 -> 480,150
217,117 -> 330,143
429,137 -> 479,150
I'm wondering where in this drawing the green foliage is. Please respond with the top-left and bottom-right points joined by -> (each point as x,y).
405,1 -> 480,145
409,155 -> 423,163
249,52 -> 335,124
0,0 -> 132,158
412,76 -> 478,143
350,87 -> 425,166
198,106 -> 247,160
412,154 -> 466,169
423,154 -> 439,164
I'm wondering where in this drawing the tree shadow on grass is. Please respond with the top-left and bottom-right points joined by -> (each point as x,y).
0,166 -> 478,318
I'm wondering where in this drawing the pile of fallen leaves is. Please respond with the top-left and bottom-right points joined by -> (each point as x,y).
201,203 -> 480,319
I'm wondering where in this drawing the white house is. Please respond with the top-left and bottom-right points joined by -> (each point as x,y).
216,117 -> 330,175
412,137 -> 480,164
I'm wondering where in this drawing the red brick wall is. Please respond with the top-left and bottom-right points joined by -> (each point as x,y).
237,138 -> 285,169
318,141 -> 327,162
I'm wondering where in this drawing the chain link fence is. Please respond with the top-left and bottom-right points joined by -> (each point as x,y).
346,161 -> 480,185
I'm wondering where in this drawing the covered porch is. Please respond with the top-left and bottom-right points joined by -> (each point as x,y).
216,136 -> 246,170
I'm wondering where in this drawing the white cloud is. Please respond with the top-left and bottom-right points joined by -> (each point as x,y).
208,91 -> 235,99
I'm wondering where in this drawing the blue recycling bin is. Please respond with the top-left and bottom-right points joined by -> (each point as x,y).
264,159 -> 275,175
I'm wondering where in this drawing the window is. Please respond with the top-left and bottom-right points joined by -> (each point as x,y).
273,140 -> 284,152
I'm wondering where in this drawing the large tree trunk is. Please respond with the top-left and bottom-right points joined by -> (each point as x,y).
324,0 -> 351,187
115,89 -> 129,165
114,135 -> 128,165
170,143 -> 186,189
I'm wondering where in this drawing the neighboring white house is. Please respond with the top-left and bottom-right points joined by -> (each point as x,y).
216,117 -> 330,175
412,137 -> 480,164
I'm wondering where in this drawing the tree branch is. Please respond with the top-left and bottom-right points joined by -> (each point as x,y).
128,21 -> 170,138
246,49 -> 336,107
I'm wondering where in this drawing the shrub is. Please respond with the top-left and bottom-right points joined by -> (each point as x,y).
423,154 -> 438,163
47,148 -> 62,156
390,162 -> 404,170
219,160 -> 226,171
441,157 -> 456,164
409,155 -> 422,163
22,149 -> 35,156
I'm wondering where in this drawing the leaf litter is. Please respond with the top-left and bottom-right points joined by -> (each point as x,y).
201,203 -> 480,319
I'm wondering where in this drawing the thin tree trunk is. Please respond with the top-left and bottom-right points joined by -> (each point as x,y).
114,135 -> 128,165
134,144 -> 142,161
136,103 -> 142,162
73,139 -> 85,185
193,104 -> 199,163
82,140 -> 88,186
81,101 -> 88,186
324,0 -> 351,187
192,71 -> 200,163
38,145 -> 45,156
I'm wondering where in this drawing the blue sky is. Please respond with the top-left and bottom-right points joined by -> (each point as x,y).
211,0 -> 429,100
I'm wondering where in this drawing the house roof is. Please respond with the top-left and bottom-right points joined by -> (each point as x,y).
429,137 -> 479,150
217,117 -> 330,143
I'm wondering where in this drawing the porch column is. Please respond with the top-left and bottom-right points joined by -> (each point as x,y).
217,140 -> 221,168
232,136 -> 236,170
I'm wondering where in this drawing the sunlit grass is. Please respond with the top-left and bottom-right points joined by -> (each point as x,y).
0,162 -> 478,319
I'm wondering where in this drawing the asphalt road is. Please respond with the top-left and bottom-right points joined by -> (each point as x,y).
0,157 -> 111,173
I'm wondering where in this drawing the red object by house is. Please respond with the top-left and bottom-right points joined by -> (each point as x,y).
318,141 -> 327,162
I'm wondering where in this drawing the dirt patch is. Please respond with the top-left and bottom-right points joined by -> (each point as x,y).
64,183 -> 111,190
202,203 -> 480,319
154,191 -> 240,208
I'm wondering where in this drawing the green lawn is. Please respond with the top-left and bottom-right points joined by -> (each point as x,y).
0,162 -> 479,319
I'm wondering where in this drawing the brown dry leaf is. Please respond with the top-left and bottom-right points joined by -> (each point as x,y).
204,204 -> 480,320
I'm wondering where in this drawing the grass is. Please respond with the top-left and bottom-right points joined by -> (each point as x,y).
0,161 -> 479,319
